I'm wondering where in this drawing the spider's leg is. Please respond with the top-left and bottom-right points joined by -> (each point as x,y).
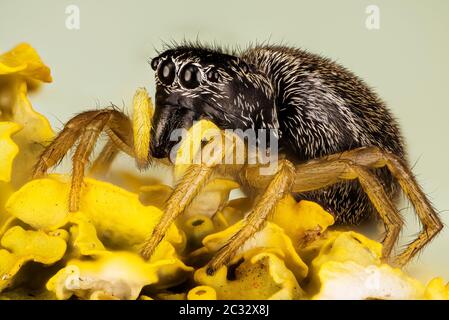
290,159 -> 403,260
32,110 -> 103,178
141,163 -> 215,259
140,129 -> 229,260
291,146 -> 442,266
69,112 -> 111,211
206,159 -> 296,275
89,140 -> 120,176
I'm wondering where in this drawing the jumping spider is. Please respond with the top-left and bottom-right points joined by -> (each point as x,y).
33,44 -> 442,275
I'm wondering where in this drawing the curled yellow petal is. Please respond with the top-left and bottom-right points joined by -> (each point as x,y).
46,252 -> 160,300
0,226 -> 67,291
0,122 -> 21,182
194,250 -> 304,300
0,43 -> 52,82
1,226 -> 67,264
271,196 -> 335,248
6,175 -> 184,251
68,212 -> 105,256
202,221 -> 308,281
139,183 -> 173,208
132,88 -> 153,169
306,231 -> 383,293
1,81 -> 54,187
184,178 -> 239,219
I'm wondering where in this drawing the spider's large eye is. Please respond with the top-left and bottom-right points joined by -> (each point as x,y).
206,68 -> 220,82
179,63 -> 201,89
150,57 -> 159,71
157,59 -> 176,86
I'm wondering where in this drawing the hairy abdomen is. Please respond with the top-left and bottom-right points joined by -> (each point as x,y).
242,46 -> 406,224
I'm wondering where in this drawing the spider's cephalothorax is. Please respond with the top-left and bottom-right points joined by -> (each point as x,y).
150,45 -> 405,225
34,43 -> 442,274
149,47 -> 279,159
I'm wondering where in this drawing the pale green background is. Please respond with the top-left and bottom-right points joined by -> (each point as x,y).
1,0 -> 448,281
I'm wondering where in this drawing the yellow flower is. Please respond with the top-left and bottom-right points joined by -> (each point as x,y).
2,174 -> 193,295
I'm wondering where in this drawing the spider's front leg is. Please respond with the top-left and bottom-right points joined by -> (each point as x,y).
140,131 -> 230,259
32,88 -> 153,212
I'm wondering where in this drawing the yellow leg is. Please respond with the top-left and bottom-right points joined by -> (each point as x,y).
206,159 -> 296,275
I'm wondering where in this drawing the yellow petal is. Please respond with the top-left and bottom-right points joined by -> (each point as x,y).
139,183 -> 173,208
68,212 -> 106,256
0,226 -> 67,291
0,122 -> 21,182
271,196 -> 335,248
306,231 -> 383,293
46,252 -> 160,300
1,226 -> 67,264
202,221 -> 308,281
424,277 -> 449,300
0,43 -> 52,82
6,175 -> 184,251
187,286 -> 217,300
194,251 -> 304,300
311,231 -> 382,269
1,80 -> 55,187
184,178 -> 239,219
312,261 -> 425,300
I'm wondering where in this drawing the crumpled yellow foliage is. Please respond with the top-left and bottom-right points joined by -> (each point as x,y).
195,250 -> 304,300
202,220 -> 309,281
2,174 -> 193,296
5,175 -> 185,251
0,43 -> 448,300
312,261 -> 425,300
0,226 -> 67,291
47,252 -> 163,300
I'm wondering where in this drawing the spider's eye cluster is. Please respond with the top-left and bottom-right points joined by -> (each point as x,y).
157,59 -> 176,86
207,68 -> 220,82
179,64 -> 201,89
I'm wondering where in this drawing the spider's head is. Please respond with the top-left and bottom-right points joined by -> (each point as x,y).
149,45 -> 278,159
